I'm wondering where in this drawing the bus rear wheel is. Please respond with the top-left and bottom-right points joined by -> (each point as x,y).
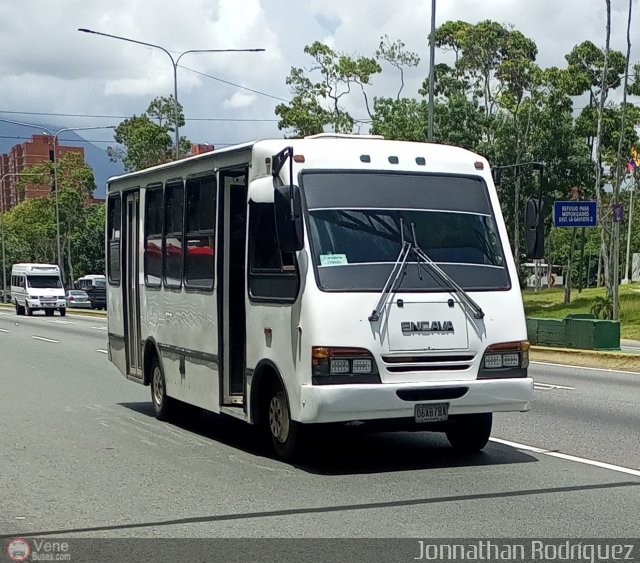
445,413 -> 492,453
266,382 -> 304,461
150,355 -> 175,421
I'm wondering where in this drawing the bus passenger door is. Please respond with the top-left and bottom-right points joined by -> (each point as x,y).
219,168 -> 248,405
123,191 -> 142,379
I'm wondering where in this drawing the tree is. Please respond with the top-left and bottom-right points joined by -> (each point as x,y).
13,152 -> 97,285
275,42 -> 381,136
375,35 -> 420,100
73,204 -> 105,276
108,96 -> 191,171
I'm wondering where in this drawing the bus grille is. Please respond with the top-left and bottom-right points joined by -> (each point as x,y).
381,354 -> 475,373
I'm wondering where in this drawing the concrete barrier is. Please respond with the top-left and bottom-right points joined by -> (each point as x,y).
527,315 -> 620,351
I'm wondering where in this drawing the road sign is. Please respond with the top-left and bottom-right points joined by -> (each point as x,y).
613,203 -> 624,223
553,201 -> 597,228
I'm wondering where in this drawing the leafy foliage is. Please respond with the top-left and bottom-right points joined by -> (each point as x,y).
108,96 -> 191,171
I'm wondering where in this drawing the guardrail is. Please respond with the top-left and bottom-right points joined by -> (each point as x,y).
526,314 -> 620,351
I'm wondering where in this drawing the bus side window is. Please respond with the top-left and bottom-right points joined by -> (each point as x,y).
164,181 -> 184,289
107,195 -> 121,284
184,176 -> 216,291
144,186 -> 163,288
248,201 -> 299,302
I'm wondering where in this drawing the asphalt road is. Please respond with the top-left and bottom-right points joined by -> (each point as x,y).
1,309 -> 639,543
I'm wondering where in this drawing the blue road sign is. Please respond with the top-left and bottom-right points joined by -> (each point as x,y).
553,201 -> 597,228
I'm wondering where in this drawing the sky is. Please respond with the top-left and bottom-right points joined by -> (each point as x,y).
0,0 -> 638,153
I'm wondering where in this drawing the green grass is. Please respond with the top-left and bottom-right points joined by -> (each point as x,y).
522,283 -> 640,340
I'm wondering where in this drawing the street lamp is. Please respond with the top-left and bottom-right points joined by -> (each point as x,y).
78,28 -> 265,159
0,118 -> 115,284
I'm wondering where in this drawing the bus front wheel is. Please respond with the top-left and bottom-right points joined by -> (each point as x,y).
445,413 -> 492,453
266,383 -> 304,461
15,300 -> 24,316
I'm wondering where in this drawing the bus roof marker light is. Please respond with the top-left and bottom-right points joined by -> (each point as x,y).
416,157 -> 426,165
474,161 -> 484,170
360,155 -> 371,163
294,154 -> 305,163
388,156 -> 399,164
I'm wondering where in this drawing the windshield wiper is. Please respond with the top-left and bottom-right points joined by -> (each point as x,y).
368,239 -> 412,323
410,224 -> 485,320
411,245 -> 485,319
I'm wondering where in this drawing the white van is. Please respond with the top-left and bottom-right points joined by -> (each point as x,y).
11,263 -> 66,316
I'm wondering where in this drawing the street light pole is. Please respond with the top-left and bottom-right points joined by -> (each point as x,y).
78,28 -> 265,159
0,118 -> 115,284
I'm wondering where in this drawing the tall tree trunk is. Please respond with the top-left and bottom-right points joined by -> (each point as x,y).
595,0 -> 611,297
611,0 -> 633,318
67,235 -> 74,289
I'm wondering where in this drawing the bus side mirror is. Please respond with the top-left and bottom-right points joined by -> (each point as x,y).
274,184 -> 304,252
525,198 -> 545,259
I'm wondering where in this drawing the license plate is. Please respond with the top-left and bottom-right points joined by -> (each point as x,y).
415,403 -> 449,423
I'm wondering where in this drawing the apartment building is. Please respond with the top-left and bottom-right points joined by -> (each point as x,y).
0,135 -> 85,213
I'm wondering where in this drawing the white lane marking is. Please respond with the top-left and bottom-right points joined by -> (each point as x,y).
534,382 -> 575,390
96,349 -> 108,354
91,326 -> 108,331
0,312 -> 10,316
31,335 -> 59,343
491,438 -> 640,477
532,360 -> 640,376
0,328 -> 9,333
47,320 -> 75,325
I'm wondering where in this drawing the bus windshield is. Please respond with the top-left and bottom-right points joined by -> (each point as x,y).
27,275 -> 62,289
302,171 -> 511,292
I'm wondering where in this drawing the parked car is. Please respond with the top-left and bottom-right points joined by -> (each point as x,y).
66,289 -> 91,309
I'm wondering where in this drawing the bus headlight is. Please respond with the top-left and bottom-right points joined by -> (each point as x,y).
312,347 -> 380,385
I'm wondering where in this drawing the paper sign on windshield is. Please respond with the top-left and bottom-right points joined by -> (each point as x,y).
320,254 -> 348,266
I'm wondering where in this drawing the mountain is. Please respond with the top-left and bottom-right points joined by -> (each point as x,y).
0,121 -> 124,200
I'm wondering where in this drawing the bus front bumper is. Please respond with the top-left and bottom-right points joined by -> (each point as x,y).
297,378 -> 534,424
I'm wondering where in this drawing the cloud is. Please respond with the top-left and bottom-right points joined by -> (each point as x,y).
0,0 -> 637,149
222,92 -> 257,110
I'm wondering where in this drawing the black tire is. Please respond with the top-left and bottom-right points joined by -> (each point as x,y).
15,300 -> 24,316
265,381 -> 304,461
59,308 -> 66,317
445,413 -> 492,453
150,354 -> 175,421
45,309 -> 54,317
25,302 -> 33,316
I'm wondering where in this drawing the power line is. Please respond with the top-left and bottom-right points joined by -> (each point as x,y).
0,109 -> 280,123
179,65 -> 290,103
0,134 -> 252,148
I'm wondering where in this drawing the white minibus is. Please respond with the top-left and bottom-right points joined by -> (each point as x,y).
106,135 -> 534,460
